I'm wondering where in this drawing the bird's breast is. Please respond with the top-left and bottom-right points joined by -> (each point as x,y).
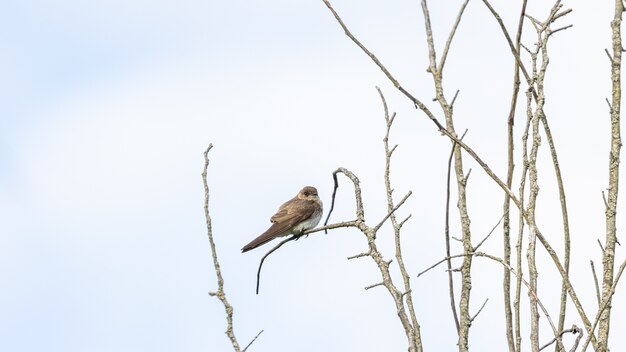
292,208 -> 323,233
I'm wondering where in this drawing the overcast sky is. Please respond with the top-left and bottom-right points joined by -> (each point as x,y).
1,0 -> 625,351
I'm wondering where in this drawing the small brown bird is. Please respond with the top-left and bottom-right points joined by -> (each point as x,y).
242,186 -> 323,252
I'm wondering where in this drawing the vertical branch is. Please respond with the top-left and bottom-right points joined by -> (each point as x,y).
445,137 -> 461,334
516,90 -> 533,352
503,2 -> 528,352
527,5 -> 571,350
377,87 -> 423,352
420,1 -> 473,350
598,0 -> 623,350
203,144 -> 242,352
337,167 -> 417,352
527,84 -> 541,352
482,1 -> 596,348
539,47 -> 571,352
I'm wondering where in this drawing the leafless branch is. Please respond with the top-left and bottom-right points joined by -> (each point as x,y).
378,87 -> 423,351
321,0 -> 445,131
322,0 -> 598,347
597,0 -> 624,349
582,257 -> 626,351
605,48 -> 615,64
481,0 -> 532,84
443,130 -> 465,334
326,164 -> 421,351
203,144 -> 243,351
373,191 -> 412,233
438,0 -> 470,76
365,282 -> 385,290
242,330 -> 265,352
473,213 -> 506,252
505,3 -> 528,350
591,260 -> 601,307
348,251 -> 371,260
255,236 -> 299,295
539,325 -> 580,351
254,218 -> 362,294
470,298 -> 489,323
597,239 -> 605,254
418,251 -> 560,339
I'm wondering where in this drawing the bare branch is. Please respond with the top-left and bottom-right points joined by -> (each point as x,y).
548,24 -> 573,37
324,167 -> 365,230
321,0 -> 445,131
606,97 -> 613,112
438,0 -> 470,76
451,89 -> 460,108
597,1 -> 624,348
418,251 -> 560,339
444,131 -> 462,334
372,191 -> 412,233
305,220 -> 359,235
539,325 -> 580,351
481,0 -> 532,84
582,258 -> 626,351
203,144 -> 242,351
597,239 -> 605,254
605,48 -> 615,64
242,330 -> 265,352
591,260 -> 601,306
365,282 -> 385,290
348,251 -> 371,260
256,236 -> 299,295
470,298 -> 489,323
473,213 -> 506,252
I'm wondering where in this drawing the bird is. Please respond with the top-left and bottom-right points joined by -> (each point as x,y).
241,186 -> 323,252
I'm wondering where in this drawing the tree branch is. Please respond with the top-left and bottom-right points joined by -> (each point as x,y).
203,144 -> 243,351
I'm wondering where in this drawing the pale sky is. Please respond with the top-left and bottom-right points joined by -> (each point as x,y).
1,0 -> 624,351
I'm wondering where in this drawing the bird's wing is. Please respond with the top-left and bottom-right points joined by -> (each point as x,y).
270,198 -> 317,224
241,199 -> 317,252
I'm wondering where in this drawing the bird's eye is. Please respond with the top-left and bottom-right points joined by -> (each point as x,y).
304,191 -> 310,196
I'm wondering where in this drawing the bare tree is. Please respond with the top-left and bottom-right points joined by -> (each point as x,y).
206,1 -> 626,351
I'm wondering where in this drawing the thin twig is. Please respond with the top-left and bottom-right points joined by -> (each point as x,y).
438,0 -> 470,76
538,326 -> 580,351
372,191 -> 412,232
605,48 -> 615,64
255,236 -> 299,295
473,213 -> 506,251
582,257 -> 626,351
470,298 -> 489,323
444,130 -> 463,334
481,0 -> 532,85
591,260 -> 601,307
597,239 -> 605,254
242,330 -> 265,352
451,89 -> 460,108
365,282 -> 385,290
348,251 -> 370,260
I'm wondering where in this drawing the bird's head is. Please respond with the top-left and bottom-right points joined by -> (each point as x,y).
298,186 -> 320,201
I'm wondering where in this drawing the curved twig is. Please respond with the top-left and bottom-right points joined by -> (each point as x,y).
255,236 -> 299,295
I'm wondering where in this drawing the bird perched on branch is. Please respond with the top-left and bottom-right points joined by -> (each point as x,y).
241,186 -> 323,252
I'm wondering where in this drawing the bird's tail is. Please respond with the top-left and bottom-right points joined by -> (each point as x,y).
241,233 -> 276,252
